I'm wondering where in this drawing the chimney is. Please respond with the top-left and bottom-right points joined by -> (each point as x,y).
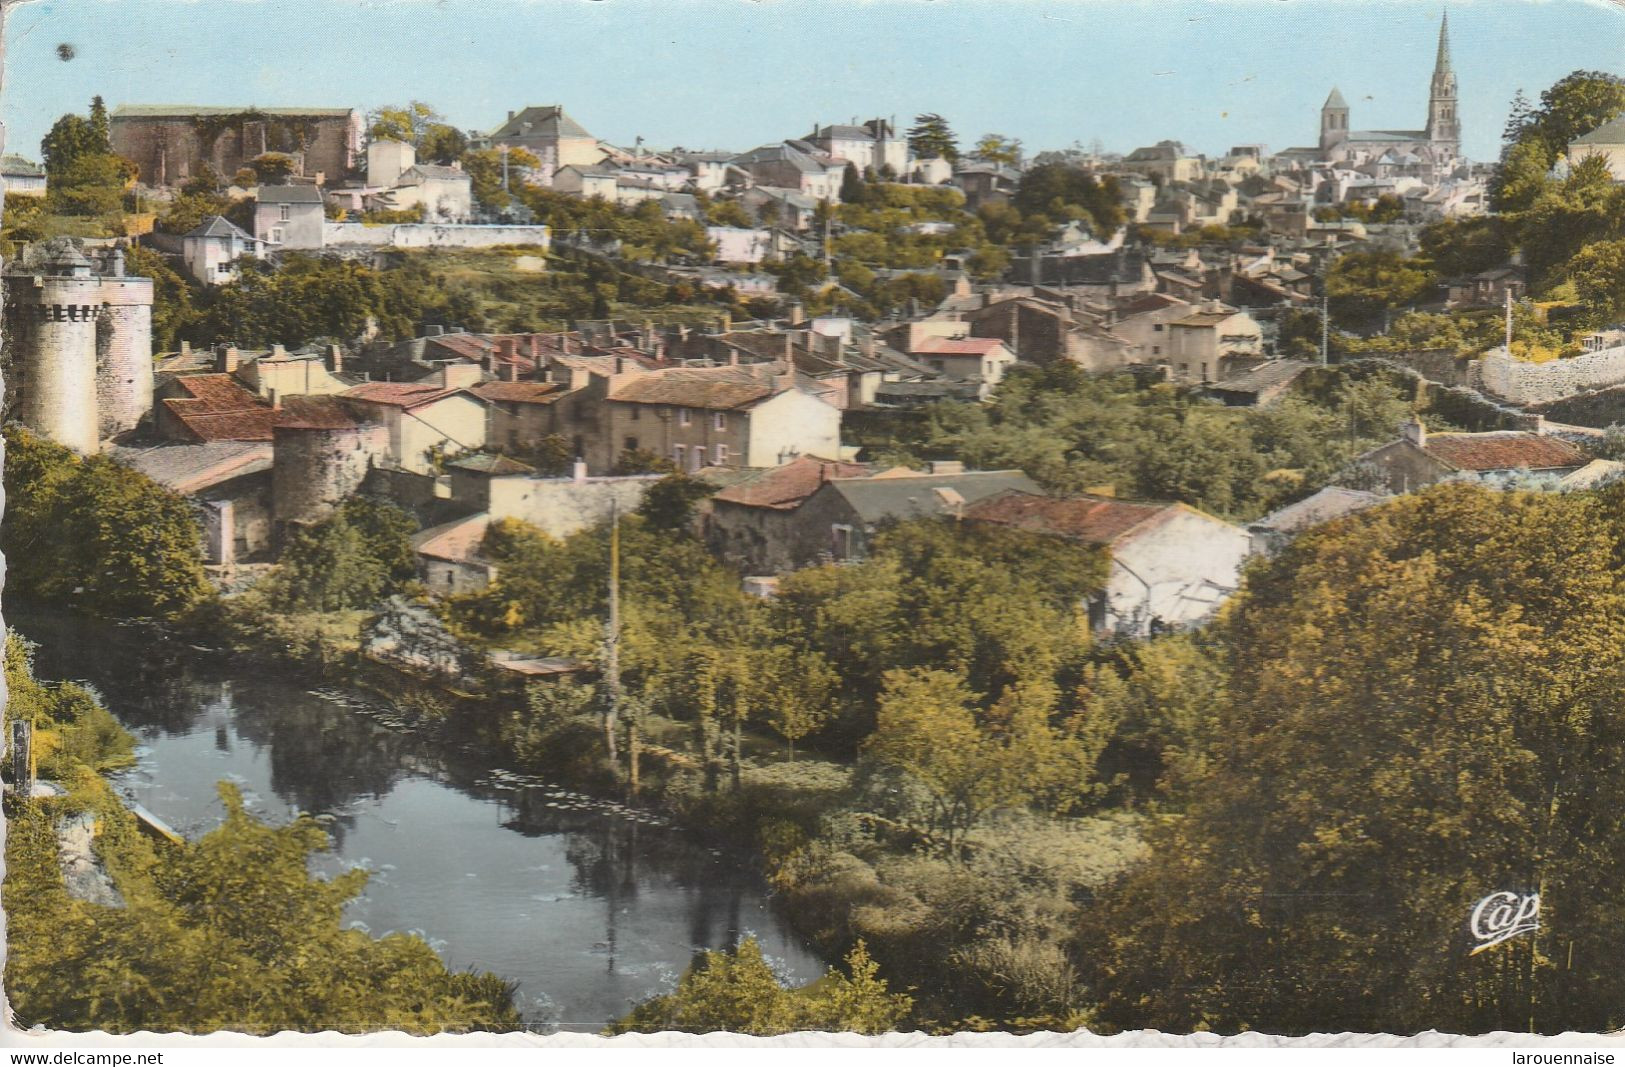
1401,417 -> 1426,448
325,344 -> 343,373
215,344 -> 240,374
1526,413 -> 1547,435
425,324 -> 444,337
499,336 -> 519,361
573,458 -> 588,483
271,343 -> 287,359
727,348 -> 739,367
788,301 -> 806,327
927,460 -> 965,475
508,110 -> 516,121
529,334 -> 542,361
783,333 -> 794,362
180,340 -> 193,357
267,388 -> 280,411
501,361 -> 520,383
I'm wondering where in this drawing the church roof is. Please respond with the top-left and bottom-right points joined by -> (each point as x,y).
1323,88 -> 1348,110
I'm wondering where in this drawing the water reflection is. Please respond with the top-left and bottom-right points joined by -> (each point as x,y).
8,608 -> 825,1030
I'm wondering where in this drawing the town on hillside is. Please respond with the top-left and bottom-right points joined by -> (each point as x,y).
8,2 -> 1625,1043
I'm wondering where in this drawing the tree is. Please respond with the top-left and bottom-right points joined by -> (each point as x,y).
249,152 -> 298,185
971,133 -> 1022,168
1567,237 -> 1625,319
125,245 -> 194,352
840,164 -> 868,205
418,124 -> 469,166
611,938 -> 911,1035
367,101 -> 443,146
1081,484 -> 1625,1035
1,428 -> 209,618
270,499 -> 417,613
1325,249 -> 1435,325
907,113 -> 959,164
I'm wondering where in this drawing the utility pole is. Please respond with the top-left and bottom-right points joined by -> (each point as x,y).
1505,287 -> 1514,353
501,144 -> 510,194
1320,294 -> 1330,366
603,502 -> 622,777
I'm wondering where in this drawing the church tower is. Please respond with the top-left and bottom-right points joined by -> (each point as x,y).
1320,88 -> 1350,153
1425,11 -> 1461,160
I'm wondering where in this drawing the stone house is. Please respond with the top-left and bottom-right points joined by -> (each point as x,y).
806,119 -> 908,175
963,489 -> 1252,638
1164,303 -> 1265,383
1104,292 -> 1193,364
111,440 -> 275,564
471,378 -> 567,454
1350,419 -> 1597,494
1121,141 -> 1205,184
382,164 -> 474,222
707,464 -> 1039,573
253,184 -> 326,249
740,186 -> 818,231
730,142 -> 848,202
181,216 -> 265,286
340,365 -> 489,474
485,106 -> 602,182
910,336 -> 1015,396
1566,116 -> 1625,181
1247,485 -> 1386,556
962,295 -> 1134,371
1443,266 -> 1526,310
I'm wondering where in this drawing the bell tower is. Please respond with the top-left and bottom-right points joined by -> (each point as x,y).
1426,11 -> 1461,159
1320,88 -> 1350,153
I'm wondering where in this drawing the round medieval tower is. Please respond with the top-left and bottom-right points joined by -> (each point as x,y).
12,244 -> 102,453
94,246 -> 156,439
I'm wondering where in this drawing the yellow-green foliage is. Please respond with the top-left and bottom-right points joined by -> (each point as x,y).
610,938 -> 910,1036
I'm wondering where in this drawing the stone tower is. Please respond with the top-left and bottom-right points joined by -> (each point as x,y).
4,240 -> 155,453
1319,87 -> 1350,153
1425,11 -> 1461,160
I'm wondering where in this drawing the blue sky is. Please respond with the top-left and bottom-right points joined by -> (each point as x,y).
3,0 -> 1621,166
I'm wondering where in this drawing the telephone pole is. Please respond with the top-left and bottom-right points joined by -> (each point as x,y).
603,502 -> 622,776
1505,287 -> 1514,353
1320,295 -> 1330,366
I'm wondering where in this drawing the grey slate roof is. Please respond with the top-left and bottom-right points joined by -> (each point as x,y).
825,470 -> 1041,524
489,105 -> 594,141
1573,117 -> 1625,146
186,215 -> 257,241
256,184 -> 325,203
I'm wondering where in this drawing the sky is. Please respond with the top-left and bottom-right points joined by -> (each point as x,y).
2,0 -> 1622,167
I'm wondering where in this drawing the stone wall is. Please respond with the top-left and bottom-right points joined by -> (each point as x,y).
9,275 -> 102,452
486,474 -> 657,539
322,223 -> 552,250
96,280 -> 155,437
1378,348 -> 1471,388
1472,347 -> 1625,406
272,423 -> 388,529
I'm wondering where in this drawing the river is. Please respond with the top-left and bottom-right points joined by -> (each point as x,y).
8,608 -> 826,1032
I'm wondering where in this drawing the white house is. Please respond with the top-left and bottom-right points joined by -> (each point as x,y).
181,215 -> 265,286
253,184 -> 326,249
964,490 -> 1253,638
340,364 -> 489,473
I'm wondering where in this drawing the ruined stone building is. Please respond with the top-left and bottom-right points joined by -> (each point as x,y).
110,105 -> 363,187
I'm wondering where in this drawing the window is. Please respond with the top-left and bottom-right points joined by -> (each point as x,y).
629,405 -> 640,421
270,228 -> 284,244
624,435 -> 639,452
689,448 -> 705,473
279,204 -> 291,222
679,408 -> 692,426
714,443 -> 729,465
1153,323 -> 1164,332
713,412 -> 726,431
217,262 -> 232,275
1152,345 -> 1161,356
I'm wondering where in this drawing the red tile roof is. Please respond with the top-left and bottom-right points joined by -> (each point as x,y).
713,455 -> 871,509
609,366 -> 776,410
342,381 -> 468,409
963,490 -> 1178,545
1422,432 -> 1589,471
913,336 -> 1007,356
273,395 -> 375,430
160,374 -> 277,442
471,381 -> 564,404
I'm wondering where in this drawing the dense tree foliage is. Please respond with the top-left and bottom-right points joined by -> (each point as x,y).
612,939 -> 910,1036
39,97 -> 136,216
1080,484 -> 1625,1034
2,427 -> 208,618
270,497 -> 419,612
1011,164 -> 1125,241
906,113 -> 959,163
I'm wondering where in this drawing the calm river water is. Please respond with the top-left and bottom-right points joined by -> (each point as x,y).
9,608 -> 825,1032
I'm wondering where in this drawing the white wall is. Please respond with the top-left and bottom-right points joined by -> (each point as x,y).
1104,508 -> 1251,637
743,388 -> 842,468
486,475 -> 658,538
322,222 -> 551,249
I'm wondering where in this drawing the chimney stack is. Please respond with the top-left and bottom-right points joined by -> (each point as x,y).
325,344 -> 343,373
573,458 -> 588,483
1401,417 -> 1426,448
215,344 -> 240,374
271,343 -> 287,359
501,361 -> 520,382
499,336 -> 519,362
180,340 -> 193,357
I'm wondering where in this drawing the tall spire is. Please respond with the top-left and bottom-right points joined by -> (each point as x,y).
1435,9 -> 1453,75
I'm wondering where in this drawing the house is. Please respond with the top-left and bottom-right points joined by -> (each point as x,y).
1,154 -> 46,196
1203,358 -> 1312,406
470,378 -> 566,454
155,372 -> 277,442
413,513 -> 496,595
485,106 -> 602,182
708,463 -> 1039,572
963,489 -> 1252,638
236,343 -> 355,400
340,365 -> 489,474
384,164 -> 474,222
806,119 -> 908,175
1443,267 -> 1526,310
1351,419 -> 1595,494
552,163 -> 621,200
961,294 -> 1135,371
1247,485 -> 1387,556
1566,116 -> 1625,181
740,186 -> 818,231
951,164 -> 1019,210
253,184 -> 326,249
599,363 -> 842,474
110,440 -> 275,564
1164,303 -> 1265,383
730,141 -> 848,202
910,336 -> 1015,396
1105,292 -> 1193,363
1121,141 -> 1205,184
181,215 -> 264,286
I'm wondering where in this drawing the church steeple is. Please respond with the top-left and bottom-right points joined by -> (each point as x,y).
1426,10 -> 1460,156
